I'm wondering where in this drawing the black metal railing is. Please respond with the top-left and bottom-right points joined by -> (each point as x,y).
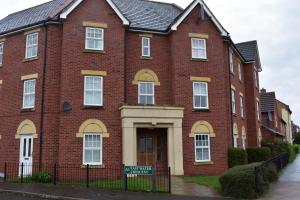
0,163 -> 171,193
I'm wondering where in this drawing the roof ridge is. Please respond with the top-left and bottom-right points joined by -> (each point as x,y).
140,0 -> 184,11
236,40 -> 257,45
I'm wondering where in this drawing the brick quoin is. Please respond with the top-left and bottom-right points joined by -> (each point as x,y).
0,0 -> 262,175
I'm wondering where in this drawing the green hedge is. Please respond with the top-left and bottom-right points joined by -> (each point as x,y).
247,147 -> 271,163
220,162 -> 278,199
228,148 -> 248,168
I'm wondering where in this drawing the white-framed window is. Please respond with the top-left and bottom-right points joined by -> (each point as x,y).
231,89 -> 236,114
138,82 -> 154,105
240,95 -> 244,118
238,63 -> 242,81
84,76 -> 103,106
85,27 -> 104,51
193,82 -> 209,109
23,79 -> 36,109
0,42 -> 3,65
195,134 -> 211,162
229,51 -> 234,73
233,134 -> 238,148
25,32 -> 38,59
275,115 -> 278,128
142,37 -> 151,57
191,38 -> 207,59
83,134 -> 102,165
242,135 -> 246,150
257,101 -> 260,121
254,69 -> 259,88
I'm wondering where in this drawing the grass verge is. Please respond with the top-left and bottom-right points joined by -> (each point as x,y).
183,176 -> 221,190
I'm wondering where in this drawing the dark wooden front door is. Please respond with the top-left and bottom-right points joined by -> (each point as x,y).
137,128 -> 168,170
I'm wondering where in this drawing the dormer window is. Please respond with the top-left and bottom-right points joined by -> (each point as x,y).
191,38 -> 207,59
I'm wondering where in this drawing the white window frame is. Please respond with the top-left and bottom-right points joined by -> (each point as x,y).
84,76 -> 103,106
193,82 -> 209,109
231,89 -> 236,114
0,42 -> 3,65
22,79 -> 36,109
240,95 -> 244,118
238,62 -> 242,81
233,134 -> 238,148
138,81 -> 155,105
142,37 -> 151,57
25,32 -> 38,59
229,51 -> 234,73
242,135 -> 246,150
257,101 -> 260,121
83,133 -> 103,165
254,67 -> 259,88
191,38 -> 207,59
195,134 -> 211,162
85,27 -> 104,51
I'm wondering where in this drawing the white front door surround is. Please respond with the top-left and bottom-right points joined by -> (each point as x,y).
19,135 -> 33,176
120,105 -> 184,175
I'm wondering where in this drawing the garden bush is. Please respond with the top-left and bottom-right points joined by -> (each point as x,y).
247,147 -> 271,163
294,133 -> 300,145
32,172 -> 52,183
219,163 -> 268,199
262,163 -> 278,182
228,148 -> 248,168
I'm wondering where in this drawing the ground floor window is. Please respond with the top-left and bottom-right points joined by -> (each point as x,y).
233,135 -> 238,148
195,134 -> 211,162
83,134 -> 102,165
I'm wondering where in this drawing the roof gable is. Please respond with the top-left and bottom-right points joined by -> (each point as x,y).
260,92 -> 276,113
170,0 -> 229,36
235,40 -> 262,70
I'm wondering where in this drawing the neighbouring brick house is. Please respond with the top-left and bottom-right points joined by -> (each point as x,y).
260,89 -> 293,143
0,0 -> 263,176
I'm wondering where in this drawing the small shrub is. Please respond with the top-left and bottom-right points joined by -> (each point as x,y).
247,147 -> 271,163
32,172 -> 52,183
228,148 -> 248,168
219,163 -> 268,199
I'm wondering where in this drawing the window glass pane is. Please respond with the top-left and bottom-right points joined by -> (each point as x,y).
200,96 -> 207,108
85,150 -> 92,163
196,148 -> 202,161
139,138 -> 145,153
146,96 -> 154,104
93,150 -> 101,163
146,138 -> 153,153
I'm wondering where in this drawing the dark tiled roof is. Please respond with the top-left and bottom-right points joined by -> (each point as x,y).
0,0 -> 69,35
112,0 -> 183,32
260,92 -> 276,113
235,41 -> 258,62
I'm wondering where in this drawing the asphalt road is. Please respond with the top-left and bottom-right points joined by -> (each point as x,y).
0,192 -> 48,199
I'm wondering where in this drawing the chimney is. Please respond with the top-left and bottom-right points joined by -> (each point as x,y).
261,88 -> 266,93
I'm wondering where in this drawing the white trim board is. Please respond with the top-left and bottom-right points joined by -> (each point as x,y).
60,0 -> 130,26
171,0 -> 229,37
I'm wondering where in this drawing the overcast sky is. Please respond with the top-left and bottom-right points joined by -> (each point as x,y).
1,0 -> 299,124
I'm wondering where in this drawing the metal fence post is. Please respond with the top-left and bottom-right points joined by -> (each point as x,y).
122,164 -> 128,191
86,164 -> 90,188
20,163 -> 24,184
4,162 -> 7,182
152,166 -> 156,193
168,167 -> 171,193
53,163 -> 57,185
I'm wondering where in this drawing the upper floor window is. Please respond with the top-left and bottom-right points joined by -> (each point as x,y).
238,63 -> 242,81
231,89 -> 236,114
25,33 -> 38,59
84,76 -> 103,106
193,82 -> 209,109
254,68 -> 259,88
195,134 -> 211,162
142,37 -> 151,57
240,95 -> 244,118
23,79 -> 36,109
85,27 -> 104,51
191,38 -> 207,59
233,134 -> 238,148
0,42 -> 3,65
229,51 -> 234,73
138,82 -> 154,105
256,101 -> 260,121
83,134 -> 102,165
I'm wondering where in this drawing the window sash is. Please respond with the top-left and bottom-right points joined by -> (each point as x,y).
257,102 -> 260,120
23,79 -> 36,109
240,96 -> 244,118
191,38 -> 207,59
138,82 -> 154,105
142,37 -> 151,57
231,90 -> 236,114
0,42 -> 3,65
85,27 -> 104,50
193,82 -> 209,109
238,63 -> 242,80
25,33 -> 38,58
233,135 -> 238,148
84,76 -> 103,106
230,51 -> 234,73
83,134 -> 102,165
195,134 -> 211,162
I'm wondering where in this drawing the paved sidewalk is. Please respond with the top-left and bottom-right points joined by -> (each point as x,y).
260,155 -> 300,200
0,183 -> 226,200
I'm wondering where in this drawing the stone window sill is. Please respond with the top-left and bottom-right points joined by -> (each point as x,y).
141,56 -> 152,60
191,58 -> 208,62
83,49 -> 106,54
82,105 -> 104,110
194,161 -> 214,166
23,57 -> 39,62
21,108 -> 35,113
81,164 -> 105,169
193,109 -> 210,112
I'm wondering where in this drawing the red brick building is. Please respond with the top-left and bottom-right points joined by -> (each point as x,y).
0,0 -> 262,175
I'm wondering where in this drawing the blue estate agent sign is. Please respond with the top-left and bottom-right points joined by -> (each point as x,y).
124,166 -> 153,175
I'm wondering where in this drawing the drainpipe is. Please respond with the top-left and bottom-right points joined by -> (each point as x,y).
124,26 -> 128,104
227,43 -> 234,148
39,22 -> 48,169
